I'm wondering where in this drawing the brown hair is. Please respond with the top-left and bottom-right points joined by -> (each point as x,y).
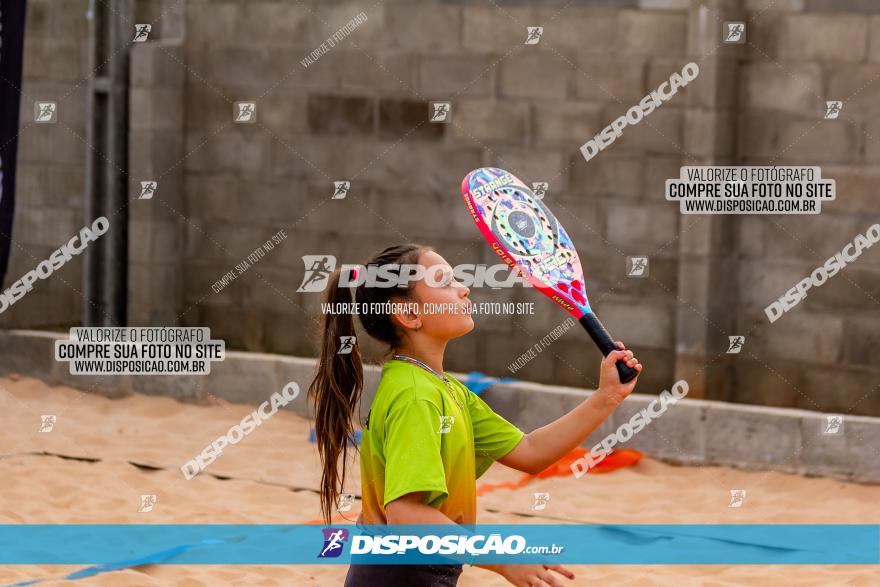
308,243 -> 431,524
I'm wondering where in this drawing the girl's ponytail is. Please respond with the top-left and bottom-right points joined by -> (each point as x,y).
309,267 -> 363,524
308,244 -> 429,524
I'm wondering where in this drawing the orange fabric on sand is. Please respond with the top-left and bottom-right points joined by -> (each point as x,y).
476,448 -> 643,497
303,510 -> 363,525
581,448 -> 643,474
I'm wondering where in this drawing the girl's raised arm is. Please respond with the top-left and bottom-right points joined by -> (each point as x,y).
498,343 -> 641,475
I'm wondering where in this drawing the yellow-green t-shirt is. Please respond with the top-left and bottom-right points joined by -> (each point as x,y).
358,359 -> 525,525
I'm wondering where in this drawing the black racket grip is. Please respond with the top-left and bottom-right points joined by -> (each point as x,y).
578,313 -> 639,384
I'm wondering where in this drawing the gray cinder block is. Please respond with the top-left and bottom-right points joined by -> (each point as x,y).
202,350 -> 278,404
705,402 -> 804,473
610,394 -> 710,464
0,329 -> 58,380
778,14 -> 868,62
800,412 -> 880,483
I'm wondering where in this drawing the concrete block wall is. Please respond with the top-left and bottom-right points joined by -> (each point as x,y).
128,41 -> 187,327
0,0 -> 90,330
734,4 -> 880,415
4,0 -> 880,416
178,1 -> 690,397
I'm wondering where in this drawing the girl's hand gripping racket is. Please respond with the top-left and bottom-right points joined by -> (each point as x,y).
461,167 -> 639,384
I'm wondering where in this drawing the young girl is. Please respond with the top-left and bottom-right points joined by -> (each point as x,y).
309,244 -> 642,587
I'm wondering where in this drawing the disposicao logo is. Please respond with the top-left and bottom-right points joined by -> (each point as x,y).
319,528 -> 349,558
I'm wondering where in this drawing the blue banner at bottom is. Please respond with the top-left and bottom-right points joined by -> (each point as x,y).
0,524 -> 877,566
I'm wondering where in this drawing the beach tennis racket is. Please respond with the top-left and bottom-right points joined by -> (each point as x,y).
460,167 -> 639,384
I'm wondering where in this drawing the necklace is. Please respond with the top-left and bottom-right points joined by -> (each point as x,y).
392,354 -> 464,409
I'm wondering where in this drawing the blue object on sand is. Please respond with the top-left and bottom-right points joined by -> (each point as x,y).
4,538 -> 235,586
462,371 -> 517,396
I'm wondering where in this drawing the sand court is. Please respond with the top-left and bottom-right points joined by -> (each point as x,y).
1,376 -> 878,586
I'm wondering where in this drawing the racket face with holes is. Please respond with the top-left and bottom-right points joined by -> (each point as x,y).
461,167 -> 592,319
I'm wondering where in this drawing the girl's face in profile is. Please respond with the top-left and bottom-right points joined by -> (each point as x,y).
407,250 -> 474,340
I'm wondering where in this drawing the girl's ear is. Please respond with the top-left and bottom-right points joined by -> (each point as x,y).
390,301 -> 421,332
